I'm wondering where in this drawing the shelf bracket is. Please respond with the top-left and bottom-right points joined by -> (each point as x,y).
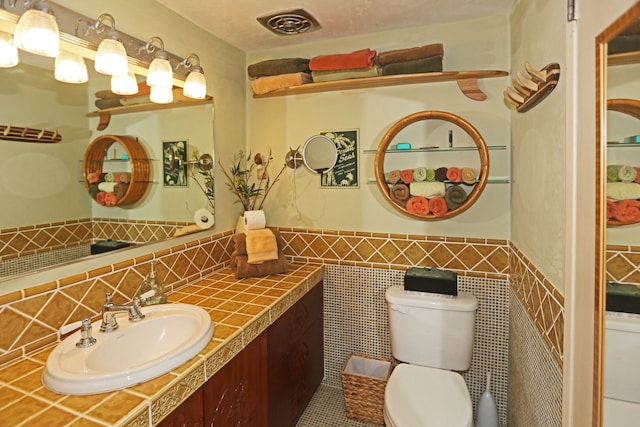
96,113 -> 112,131
456,78 -> 487,101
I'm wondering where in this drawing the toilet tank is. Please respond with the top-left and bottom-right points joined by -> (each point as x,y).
604,312 -> 640,403
385,286 -> 477,371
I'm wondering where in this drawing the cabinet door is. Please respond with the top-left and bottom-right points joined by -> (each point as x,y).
268,282 -> 324,427
203,331 -> 268,427
157,387 -> 204,427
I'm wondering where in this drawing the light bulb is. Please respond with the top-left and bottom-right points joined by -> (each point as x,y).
0,32 -> 18,68
13,7 -> 60,57
183,69 -> 207,99
55,51 -> 88,83
146,53 -> 173,88
111,72 -> 138,95
95,37 -> 128,76
150,85 -> 173,104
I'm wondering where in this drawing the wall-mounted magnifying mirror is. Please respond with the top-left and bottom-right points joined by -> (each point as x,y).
285,134 -> 338,174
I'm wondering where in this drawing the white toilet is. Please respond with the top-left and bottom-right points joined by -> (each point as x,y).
603,311 -> 640,427
384,286 -> 478,427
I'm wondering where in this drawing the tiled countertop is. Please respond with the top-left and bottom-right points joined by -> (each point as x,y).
0,264 -> 324,427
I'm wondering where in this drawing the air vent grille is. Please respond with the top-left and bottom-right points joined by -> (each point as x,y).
257,9 -> 320,36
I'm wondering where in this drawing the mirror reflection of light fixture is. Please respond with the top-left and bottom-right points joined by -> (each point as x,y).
13,0 -> 60,57
0,31 -> 18,68
144,36 -> 173,88
180,54 -> 207,99
54,50 -> 88,83
150,85 -> 173,104
91,14 -> 128,76
111,72 -> 138,95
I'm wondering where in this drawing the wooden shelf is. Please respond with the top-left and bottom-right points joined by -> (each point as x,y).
87,97 -> 212,131
609,50 -> 640,66
607,98 -> 640,119
252,70 -> 508,100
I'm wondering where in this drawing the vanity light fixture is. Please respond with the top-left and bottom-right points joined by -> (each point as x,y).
181,54 -> 207,99
149,85 -> 173,104
144,36 -> 173,89
13,0 -> 59,57
54,50 -> 88,83
111,72 -> 138,95
90,14 -> 128,76
0,31 -> 18,67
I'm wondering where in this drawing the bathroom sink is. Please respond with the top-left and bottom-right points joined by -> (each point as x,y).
42,303 -> 213,395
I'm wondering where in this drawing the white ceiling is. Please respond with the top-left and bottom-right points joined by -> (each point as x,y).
155,0 -> 514,52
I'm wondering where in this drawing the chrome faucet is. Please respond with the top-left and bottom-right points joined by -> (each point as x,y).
100,292 -> 145,333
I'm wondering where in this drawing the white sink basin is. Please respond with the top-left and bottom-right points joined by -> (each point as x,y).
43,303 -> 213,395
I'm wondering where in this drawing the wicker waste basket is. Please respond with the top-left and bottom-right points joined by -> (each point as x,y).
341,353 -> 393,425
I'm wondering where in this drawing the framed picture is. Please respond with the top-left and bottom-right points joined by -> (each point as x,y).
320,129 -> 359,188
163,140 -> 188,187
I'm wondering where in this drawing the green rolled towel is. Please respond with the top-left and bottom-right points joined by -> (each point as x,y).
104,172 -> 115,182
607,166 -> 618,182
425,168 -> 436,182
413,167 -> 428,181
614,164 -> 638,183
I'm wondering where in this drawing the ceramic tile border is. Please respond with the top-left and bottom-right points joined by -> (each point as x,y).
606,243 -> 640,284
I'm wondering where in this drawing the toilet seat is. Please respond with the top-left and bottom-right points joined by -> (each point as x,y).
384,364 -> 473,427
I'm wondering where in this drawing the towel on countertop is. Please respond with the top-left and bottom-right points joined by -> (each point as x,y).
429,196 -> 449,217
389,183 -> 411,207
311,65 -> 381,82
309,48 -> 377,71
444,185 -> 468,210
377,43 -> 444,66
381,55 -> 443,76
230,230 -> 288,279
406,196 -> 430,215
611,164 -> 638,183
413,167 -> 428,182
245,228 -> 279,264
410,181 -> 446,198
461,168 -> 477,185
387,170 -> 401,184
247,58 -> 310,78
607,182 -> 640,201
251,72 -> 313,95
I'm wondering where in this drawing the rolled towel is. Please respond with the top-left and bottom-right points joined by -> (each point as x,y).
311,65 -> 380,82
377,43 -> 445,66
425,168 -> 436,182
381,55 -> 443,76
104,192 -> 118,207
406,196 -> 430,215
96,191 -> 106,205
251,72 -> 313,95
389,183 -> 411,207
435,167 -> 448,182
429,196 -> 449,217
119,172 -> 131,184
247,58 -> 310,78
387,170 -> 401,184
607,200 -> 618,219
413,167 -> 428,181
88,172 -> 102,184
89,184 -> 100,199
446,167 -> 461,183
461,168 -> 477,185
400,169 -> 414,184
614,199 -> 640,222
444,185 -> 468,210
635,167 -> 640,184
114,182 -> 129,200
607,182 -> 640,201
98,182 -> 117,193
607,165 -> 619,182
309,48 -> 377,71
104,172 -> 115,182
410,181 -> 446,198
614,164 -> 638,183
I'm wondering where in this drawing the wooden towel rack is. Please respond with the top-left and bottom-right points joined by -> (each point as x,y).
0,125 -> 61,143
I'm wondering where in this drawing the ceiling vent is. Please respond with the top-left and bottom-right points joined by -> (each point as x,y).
257,9 -> 320,36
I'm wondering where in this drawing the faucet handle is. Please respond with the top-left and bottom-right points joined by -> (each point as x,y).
59,317 -> 97,348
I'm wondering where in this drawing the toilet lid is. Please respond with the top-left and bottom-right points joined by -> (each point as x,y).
385,364 -> 472,427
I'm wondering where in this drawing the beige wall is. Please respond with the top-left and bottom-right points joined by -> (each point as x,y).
245,15 -> 511,239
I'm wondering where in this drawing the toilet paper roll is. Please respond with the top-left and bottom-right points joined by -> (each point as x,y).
97,182 -> 117,193
194,208 -> 214,229
243,210 -> 266,230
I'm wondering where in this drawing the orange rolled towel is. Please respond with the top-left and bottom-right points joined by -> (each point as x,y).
429,196 -> 449,217
309,48 -> 377,71
635,167 -> 640,183
96,191 -> 106,205
461,168 -> 477,185
400,169 -> 414,184
446,167 -> 462,183
104,192 -> 118,207
614,199 -> 640,222
406,196 -> 430,215
607,200 -> 618,219
251,72 -> 313,95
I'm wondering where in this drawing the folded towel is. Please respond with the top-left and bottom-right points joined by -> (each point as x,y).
311,65 -> 380,82
377,43 -> 444,66
607,200 -> 618,219
390,183 -> 411,207
387,170 -> 401,184
607,165 -> 619,182
435,167 -> 448,182
425,168 -> 436,182
429,196 -> 449,217
607,182 -> 640,201
413,167 -> 428,181
406,196 -> 430,215
245,228 -> 279,264
247,58 -> 310,78
381,55 -> 443,76
400,169 -> 414,184
104,192 -> 118,207
309,48 -> 377,71
446,167 -> 461,183
251,72 -> 313,95
444,185 -> 468,210
613,164 -> 638,183
461,168 -> 477,185
410,181 -> 446,198
98,182 -> 117,193
230,253 -> 289,279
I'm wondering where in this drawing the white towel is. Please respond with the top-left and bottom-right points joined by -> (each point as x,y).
410,181 -> 446,198
607,182 -> 640,201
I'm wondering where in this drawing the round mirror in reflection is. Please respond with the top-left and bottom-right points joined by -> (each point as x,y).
302,134 -> 338,174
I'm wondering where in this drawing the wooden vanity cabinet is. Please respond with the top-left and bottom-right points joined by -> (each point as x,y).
157,388 -> 204,427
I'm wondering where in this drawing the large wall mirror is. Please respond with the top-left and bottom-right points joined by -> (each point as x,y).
596,3 -> 640,426
0,36 -> 214,283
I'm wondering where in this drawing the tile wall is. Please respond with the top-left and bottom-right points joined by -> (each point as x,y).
607,243 -> 640,284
